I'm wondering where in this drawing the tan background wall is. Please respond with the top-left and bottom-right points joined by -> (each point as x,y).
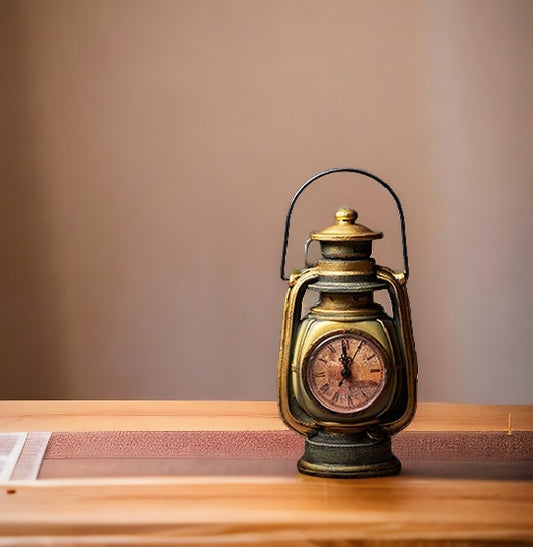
1,0 -> 532,402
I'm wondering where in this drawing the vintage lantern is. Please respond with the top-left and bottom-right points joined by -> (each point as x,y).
277,168 -> 417,478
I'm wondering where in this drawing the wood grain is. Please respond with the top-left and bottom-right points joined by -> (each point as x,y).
1,401 -> 532,546
1,400 -> 532,432
2,476 -> 532,545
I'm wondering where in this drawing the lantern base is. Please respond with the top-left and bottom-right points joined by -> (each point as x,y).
297,430 -> 400,479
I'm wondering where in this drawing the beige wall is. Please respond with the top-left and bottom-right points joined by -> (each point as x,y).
1,0 -> 532,402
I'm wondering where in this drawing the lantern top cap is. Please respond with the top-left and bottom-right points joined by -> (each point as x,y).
310,207 -> 383,242
335,207 -> 358,223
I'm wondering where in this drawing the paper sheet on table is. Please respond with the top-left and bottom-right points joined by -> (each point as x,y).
0,433 -> 27,481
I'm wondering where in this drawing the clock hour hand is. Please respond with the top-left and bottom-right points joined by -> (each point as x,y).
339,339 -> 352,365
338,339 -> 354,386
339,339 -> 364,386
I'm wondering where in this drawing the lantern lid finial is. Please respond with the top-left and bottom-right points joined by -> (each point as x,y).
311,207 -> 383,242
335,207 -> 358,224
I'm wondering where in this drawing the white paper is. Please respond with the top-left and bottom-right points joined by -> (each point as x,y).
0,433 -> 27,481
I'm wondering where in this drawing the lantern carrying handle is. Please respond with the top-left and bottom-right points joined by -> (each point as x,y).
280,167 -> 410,281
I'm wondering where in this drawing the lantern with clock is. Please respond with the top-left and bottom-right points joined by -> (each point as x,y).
277,168 -> 417,478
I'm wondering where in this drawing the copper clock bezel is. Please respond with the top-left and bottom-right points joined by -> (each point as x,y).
303,329 -> 390,416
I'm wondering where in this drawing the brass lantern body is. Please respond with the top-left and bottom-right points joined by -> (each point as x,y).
277,170 -> 417,478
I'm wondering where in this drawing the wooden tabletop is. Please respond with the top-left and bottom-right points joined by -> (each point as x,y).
1,401 -> 532,546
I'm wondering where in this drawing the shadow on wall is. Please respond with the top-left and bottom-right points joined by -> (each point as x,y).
0,5 -> 67,398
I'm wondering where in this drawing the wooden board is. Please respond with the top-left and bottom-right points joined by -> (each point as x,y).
3,476 -> 533,546
1,400 -> 532,432
0,401 -> 532,546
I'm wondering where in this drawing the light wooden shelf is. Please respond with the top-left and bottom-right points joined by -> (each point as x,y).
0,401 -> 532,546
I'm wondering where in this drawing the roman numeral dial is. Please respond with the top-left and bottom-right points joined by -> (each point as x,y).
305,332 -> 388,414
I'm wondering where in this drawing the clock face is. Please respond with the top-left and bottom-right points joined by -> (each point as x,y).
305,332 -> 387,414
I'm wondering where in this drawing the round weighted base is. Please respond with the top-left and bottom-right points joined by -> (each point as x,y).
297,430 -> 401,479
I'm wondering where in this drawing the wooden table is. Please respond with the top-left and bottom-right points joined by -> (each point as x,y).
1,401 -> 532,546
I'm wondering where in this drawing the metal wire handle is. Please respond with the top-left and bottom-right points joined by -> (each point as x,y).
279,168 -> 410,281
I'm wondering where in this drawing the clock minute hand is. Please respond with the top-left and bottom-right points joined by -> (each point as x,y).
351,341 -> 363,361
